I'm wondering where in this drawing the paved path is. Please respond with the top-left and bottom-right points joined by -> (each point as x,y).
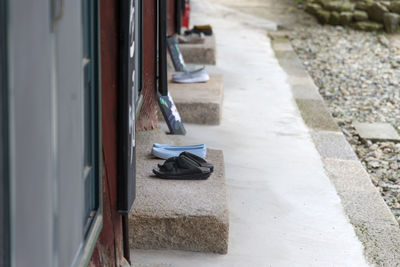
132,0 -> 369,266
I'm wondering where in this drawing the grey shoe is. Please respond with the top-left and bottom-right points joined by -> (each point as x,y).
177,32 -> 205,44
172,67 -> 210,83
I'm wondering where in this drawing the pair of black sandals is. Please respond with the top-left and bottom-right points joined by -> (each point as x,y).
153,151 -> 214,180
184,25 -> 213,36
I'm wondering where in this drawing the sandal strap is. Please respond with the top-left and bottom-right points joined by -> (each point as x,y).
180,151 -> 213,170
176,155 -> 201,169
160,161 -> 176,172
158,155 -> 205,175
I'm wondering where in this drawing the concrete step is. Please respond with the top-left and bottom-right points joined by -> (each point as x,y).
159,74 -> 224,125
179,35 -> 216,65
129,130 -> 229,254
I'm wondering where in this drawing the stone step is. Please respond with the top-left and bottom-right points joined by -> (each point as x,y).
129,131 -> 229,254
353,122 -> 400,142
179,34 -> 216,65
159,74 -> 224,125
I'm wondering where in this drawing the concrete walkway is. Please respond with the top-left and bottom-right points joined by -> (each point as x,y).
132,0 -> 369,266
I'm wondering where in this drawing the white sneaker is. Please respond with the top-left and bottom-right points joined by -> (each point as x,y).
172,67 -> 210,83
177,33 -> 205,44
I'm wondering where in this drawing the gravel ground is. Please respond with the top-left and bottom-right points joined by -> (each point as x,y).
289,25 -> 400,223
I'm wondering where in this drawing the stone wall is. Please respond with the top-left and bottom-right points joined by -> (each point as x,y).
305,0 -> 400,32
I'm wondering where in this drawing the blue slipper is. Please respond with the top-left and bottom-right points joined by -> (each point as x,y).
153,143 -> 205,149
152,146 -> 206,160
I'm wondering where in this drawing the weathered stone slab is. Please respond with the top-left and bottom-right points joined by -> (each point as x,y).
330,11 -> 341,25
324,1 -> 354,12
271,40 -> 293,51
274,50 -> 309,77
340,12 -> 353,26
305,3 -> 322,16
129,132 -> 229,254
389,1 -> 400,14
367,2 -> 388,23
316,9 -> 331,24
179,34 -> 216,65
164,74 -> 224,125
353,122 -> 400,142
353,21 -> 384,31
354,10 -> 368,22
311,131 -> 358,160
267,30 -> 291,39
295,99 -> 340,132
323,158 -> 400,266
383,12 -> 400,33
291,84 -> 322,100
286,75 -> 316,87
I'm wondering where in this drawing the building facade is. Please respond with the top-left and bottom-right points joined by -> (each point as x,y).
1,0 -> 182,266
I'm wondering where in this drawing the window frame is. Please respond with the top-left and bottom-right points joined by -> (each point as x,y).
74,0 -> 103,265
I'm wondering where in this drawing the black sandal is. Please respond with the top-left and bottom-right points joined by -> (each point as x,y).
153,154 -> 211,180
184,25 -> 213,36
157,152 -> 214,172
180,151 -> 214,172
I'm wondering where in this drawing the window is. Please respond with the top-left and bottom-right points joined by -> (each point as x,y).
7,0 -> 102,265
82,0 -> 100,238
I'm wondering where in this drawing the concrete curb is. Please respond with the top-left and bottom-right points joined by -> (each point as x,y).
270,31 -> 400,266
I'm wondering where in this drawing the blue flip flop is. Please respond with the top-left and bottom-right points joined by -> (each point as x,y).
153,143 -> 205,149
152,146 -> 206,160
